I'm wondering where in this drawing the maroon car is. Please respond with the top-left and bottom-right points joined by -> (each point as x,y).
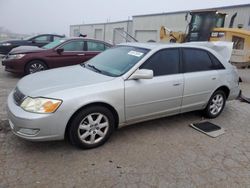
2,38 -> 112,74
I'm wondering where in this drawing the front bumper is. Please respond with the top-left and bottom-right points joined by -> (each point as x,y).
3,59 -> 25,74
7,91 -> 66,141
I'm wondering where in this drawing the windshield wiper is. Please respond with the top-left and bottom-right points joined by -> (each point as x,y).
86,64 -> 102,73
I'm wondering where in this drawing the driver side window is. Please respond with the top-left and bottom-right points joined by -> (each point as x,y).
140,48 -> 180,76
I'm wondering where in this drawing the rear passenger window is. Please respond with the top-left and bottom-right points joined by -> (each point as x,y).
87,41 -> 105,51
209,53 -> 225,70
140,49 -> 179,76
61,41 -> 84,51
183,48 -> 213,72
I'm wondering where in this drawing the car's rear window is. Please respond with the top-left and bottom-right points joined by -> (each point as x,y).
183,48 -> 214,72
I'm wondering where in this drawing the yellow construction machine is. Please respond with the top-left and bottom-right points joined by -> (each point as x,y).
160,10 -> 250,67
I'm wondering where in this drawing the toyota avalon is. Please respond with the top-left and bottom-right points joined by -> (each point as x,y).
7,43 -> 240,149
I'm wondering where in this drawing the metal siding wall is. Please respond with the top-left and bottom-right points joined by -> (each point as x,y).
113,28 -> 125,44
70,26 -> 80,37
94,29 -> 103,40
70,5 -> 250,41
135,30 -> 157,42
132,6 -> 250,42
133,13 -> 187,42
104,21 -> 133,44
219,6 -> 250,30
105,22 -> 126,44
79,25 -> 105,39
70,21 -> 133,44
128,22 -> 133,36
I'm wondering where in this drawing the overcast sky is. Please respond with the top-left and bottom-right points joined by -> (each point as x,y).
0,0 -> 249,36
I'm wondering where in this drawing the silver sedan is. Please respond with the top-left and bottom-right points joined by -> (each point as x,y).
7,43 -> 240,149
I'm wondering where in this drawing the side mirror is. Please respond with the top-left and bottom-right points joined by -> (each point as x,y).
56,48 -> 64,54
129,69 -> 153,80
31,39 -> 36,43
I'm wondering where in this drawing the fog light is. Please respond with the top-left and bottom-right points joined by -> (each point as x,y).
17,128 -> 40,136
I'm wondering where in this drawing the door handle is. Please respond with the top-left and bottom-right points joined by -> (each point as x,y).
77,53 -> 85,56
212,77 -> 217,80
173,83 -> 181,86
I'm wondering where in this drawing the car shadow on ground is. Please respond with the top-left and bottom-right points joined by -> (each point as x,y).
5,72 -> 23,79
113,110 -> 204,141
119,111 -> 203,130
0,68 -> 23,80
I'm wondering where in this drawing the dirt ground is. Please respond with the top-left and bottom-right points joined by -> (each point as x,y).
0,65 -> 250,188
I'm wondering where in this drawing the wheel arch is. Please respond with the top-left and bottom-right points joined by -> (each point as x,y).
215,85 -> 230,99
64,102 -> 119,139
204,85 -> 230,118
24,59 -> 49,72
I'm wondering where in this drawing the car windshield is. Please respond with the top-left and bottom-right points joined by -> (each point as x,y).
42,39 -> 66,49
84,46 -> 149,77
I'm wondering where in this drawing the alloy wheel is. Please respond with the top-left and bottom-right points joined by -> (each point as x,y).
209,93 -> 224,116
78,113 -> 109,144
29,63 -> 46,74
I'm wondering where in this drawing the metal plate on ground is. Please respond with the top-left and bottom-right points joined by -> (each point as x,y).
190,121 -> 225,138
238,91 -> 250,104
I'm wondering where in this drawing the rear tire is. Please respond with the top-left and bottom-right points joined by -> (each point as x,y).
68,106 -> 115,149
204,90 -> 226,118
25,60 -> 48,74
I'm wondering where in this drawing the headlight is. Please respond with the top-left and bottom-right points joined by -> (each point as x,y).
1,42 -> 11,46
211,32 -> 225,38
218,32 -> 225,38
211,32 -> 218,37
20,97 -> 62,113
8,54 -> 26,60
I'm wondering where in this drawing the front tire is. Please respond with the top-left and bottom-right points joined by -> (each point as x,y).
204,90 -> 226,118
25,60 -> 48,74
68,106 -> 115,149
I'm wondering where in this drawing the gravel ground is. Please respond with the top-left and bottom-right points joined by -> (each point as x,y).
0,65 -> 250,188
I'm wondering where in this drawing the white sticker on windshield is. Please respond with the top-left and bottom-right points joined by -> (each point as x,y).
128,51 -> 144,57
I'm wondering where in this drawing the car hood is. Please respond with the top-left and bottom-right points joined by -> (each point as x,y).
17,65 -> 115,96
9,46 -> 45,54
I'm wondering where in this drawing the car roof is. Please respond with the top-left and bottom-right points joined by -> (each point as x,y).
34,34 -> 65,37
64,37 -> 112,46
118,42 -> 161,49
118,42 -> 213,50
118,42 -> 232,66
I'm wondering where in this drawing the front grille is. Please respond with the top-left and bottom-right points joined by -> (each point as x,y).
13,87 -> 26,106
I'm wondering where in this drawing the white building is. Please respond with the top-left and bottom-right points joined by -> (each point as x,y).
70,3 -> 250,44
70,20 -> 133,44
